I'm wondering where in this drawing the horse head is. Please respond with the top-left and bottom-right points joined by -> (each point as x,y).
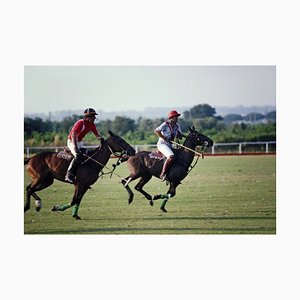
187,126 -> 214,149
106,130 -> 136,157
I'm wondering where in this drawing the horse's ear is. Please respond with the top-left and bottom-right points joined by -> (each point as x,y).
108,130 -> 115,136
188,126 -> 195,132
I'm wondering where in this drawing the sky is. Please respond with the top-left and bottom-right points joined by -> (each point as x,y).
24,65 -> 276,114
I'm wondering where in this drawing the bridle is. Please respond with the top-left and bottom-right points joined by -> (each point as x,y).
107,137 -> 133,160
86,135 -> 132,158
80,136 -> 133,179
171,131 -> 210,174
189,132 -> 210,148
106,136 -> 136,177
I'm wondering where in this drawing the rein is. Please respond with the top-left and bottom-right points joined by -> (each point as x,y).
171,140 -> 204,175
82,153 -> 126,180
81,143 -> 127,180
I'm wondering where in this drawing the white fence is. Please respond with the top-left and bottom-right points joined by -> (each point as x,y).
24,141 -> 276,158
210,141 -> 276,155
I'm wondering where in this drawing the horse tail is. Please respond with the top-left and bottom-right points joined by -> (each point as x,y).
24,157 -> 31,165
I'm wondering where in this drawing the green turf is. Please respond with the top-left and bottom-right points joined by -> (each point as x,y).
24,155 -> 276,234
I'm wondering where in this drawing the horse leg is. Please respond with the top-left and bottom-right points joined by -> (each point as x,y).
24,184 -> 32,212
134,173 -> 153,206
25,183 -> 43,212
52,183 -> 90,220
24,176 -> 54,212
159,182 -> 178,213
70,184 -> 90,220
121,176 -> 136,205
31,192 -> 43,212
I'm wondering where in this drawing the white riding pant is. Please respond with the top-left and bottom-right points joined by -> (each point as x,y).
157,142 -> 174,158
67,139 -> 84,157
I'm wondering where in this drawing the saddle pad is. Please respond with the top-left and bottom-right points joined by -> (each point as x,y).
57,151 -> 73,160
148,151 -> 165,160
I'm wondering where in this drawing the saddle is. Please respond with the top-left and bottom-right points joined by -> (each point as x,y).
57,147 -> 73,161
57,147 -> 91,161
148,151 -> 165,161
148,147 -> 181,160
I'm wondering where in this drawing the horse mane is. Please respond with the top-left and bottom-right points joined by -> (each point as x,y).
86,143 -> 102,156
182,133 -> 194,146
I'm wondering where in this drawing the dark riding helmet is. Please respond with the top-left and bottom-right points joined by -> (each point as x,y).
84,108 -> 98,118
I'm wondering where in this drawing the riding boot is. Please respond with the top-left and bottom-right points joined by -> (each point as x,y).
65,157 -> 81,184
160,156 -> 174,181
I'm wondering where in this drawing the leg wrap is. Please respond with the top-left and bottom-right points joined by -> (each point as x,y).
72,204 -> 79,216
153,194 -> 161,200
59,203 -> 71,211
153,193 -> 171,200
160,193 -> 171,199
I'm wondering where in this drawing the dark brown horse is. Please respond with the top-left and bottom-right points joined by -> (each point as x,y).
121,126 -> 213,212
24,130 -> 135,219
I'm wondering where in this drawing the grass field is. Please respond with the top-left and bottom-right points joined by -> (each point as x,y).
24,155 -> 276,234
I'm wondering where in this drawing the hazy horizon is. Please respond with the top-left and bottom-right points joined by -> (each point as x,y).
24,66 -> 276,114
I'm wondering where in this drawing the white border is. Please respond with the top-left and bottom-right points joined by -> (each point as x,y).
1,1 -> 299,299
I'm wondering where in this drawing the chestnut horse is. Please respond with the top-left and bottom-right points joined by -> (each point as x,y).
121,126 -> 213,212
24,131 -> 135,219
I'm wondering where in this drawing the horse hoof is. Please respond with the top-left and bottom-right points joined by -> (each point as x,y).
35,200 -> 42,212
73,215 -> 82,220
149,200 -> 154,206
160,207 -> 167,213
52,205 -> 59,211
128,198 -> 133,205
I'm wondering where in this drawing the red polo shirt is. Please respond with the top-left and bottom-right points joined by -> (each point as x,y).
68,119 -> 100,142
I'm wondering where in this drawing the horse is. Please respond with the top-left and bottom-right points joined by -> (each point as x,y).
24,130 -> 136,219
121,126 -> 213,212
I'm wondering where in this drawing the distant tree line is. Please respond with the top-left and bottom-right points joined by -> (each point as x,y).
24,104 -> 276,147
